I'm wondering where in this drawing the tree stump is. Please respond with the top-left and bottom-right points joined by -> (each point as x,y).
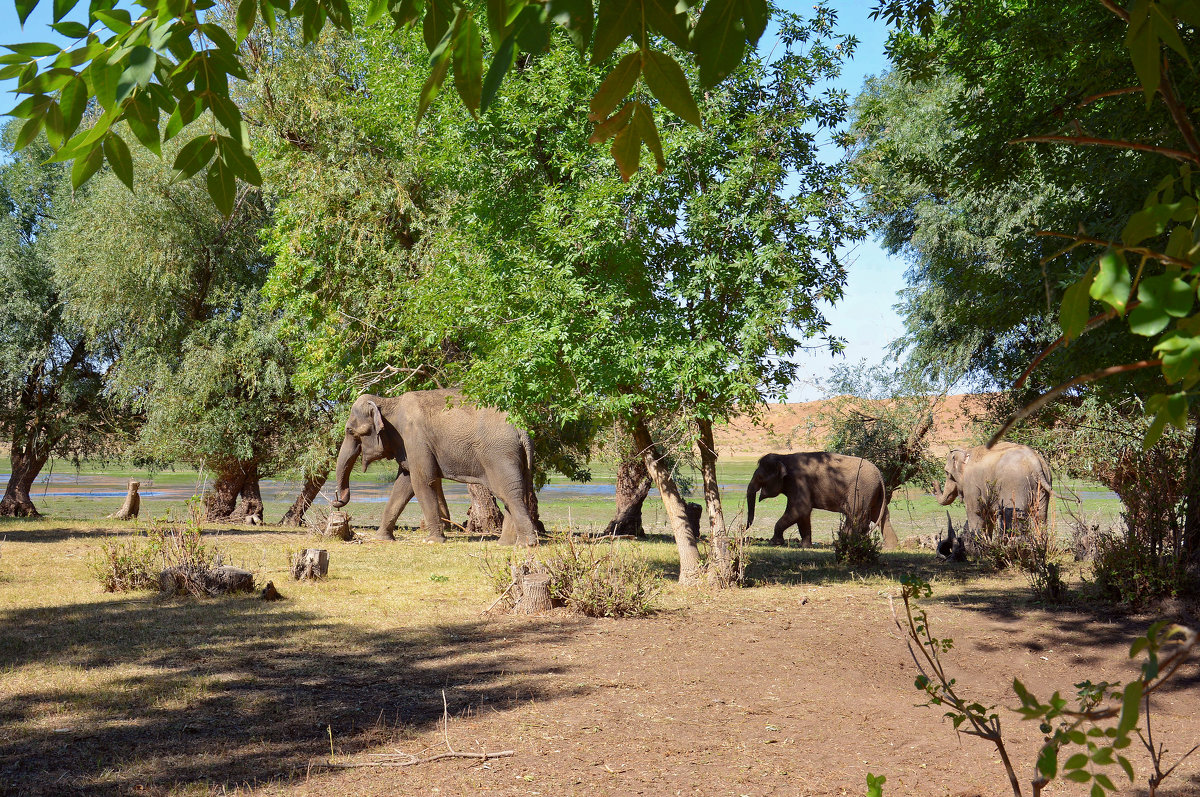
326,510 -> 353,541
514,573 -> 553,614
107,480 -> 141,520
465,484 -> 504,536
159,565 -> 255,596
291,548 -> 329,580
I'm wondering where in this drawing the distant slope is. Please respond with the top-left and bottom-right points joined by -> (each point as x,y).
713,393 -> 991,458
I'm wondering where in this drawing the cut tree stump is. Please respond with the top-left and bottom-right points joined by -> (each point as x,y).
510,561 -> 554,614
326,511 -> 353,541
292,549 -> 329,580
159,565 -> 255,596
106,480 -> 141,520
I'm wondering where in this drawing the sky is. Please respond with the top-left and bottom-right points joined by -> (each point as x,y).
0,0 -> 910,403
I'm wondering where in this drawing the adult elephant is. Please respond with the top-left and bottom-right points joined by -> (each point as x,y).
331,390 -> 540,545
937,442 -> 1052,534
746,452 -> 899,550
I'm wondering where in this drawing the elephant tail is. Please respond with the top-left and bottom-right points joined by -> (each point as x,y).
519,429 -> 534,477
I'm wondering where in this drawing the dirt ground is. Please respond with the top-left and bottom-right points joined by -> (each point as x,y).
1,522 -> 1198,797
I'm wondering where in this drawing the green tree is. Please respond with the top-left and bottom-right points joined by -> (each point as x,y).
0,123 -> 112,516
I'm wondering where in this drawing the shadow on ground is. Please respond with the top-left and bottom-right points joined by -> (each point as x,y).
0,596 -> 587,795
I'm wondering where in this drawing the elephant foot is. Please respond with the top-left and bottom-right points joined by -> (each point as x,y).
800,538 -> 813,548
375,529 -> 396,542
769,536 -> 786,547
424,531 -> 448,544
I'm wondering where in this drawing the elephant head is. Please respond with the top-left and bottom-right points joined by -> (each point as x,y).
746,454 -> 788,526
937,449 -> 969,506
331,396 -> 398,508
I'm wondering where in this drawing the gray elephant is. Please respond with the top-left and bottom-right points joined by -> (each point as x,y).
331,390 -> 540,545
937,442 -> 1052,534
746,452 -> 899,549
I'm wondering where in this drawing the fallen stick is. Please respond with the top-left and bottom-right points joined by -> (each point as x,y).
481,579 -> 517,615
318,750 -> 516,768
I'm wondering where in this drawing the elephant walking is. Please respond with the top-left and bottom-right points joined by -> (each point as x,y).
937,442 -> 1052,534
746,452 -> 899,549
331,390 -> 540,545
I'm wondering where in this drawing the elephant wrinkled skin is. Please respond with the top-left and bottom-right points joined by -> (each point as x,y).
331,390 -> 540,546
746,452 -> 899,550
937,442 -> 1052,534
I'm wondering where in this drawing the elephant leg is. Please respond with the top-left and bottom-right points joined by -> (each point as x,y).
771,503 -> 804,546
377,471 -> 415,541
879,505 -> 899,550
407,470 -> 447,544
490,480 -> 539,547
797,513 -> 813,547
424,481 -> 451,543
498,513 -> 517,546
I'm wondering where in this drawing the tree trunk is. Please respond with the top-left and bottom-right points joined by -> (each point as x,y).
605,457 -> 650,537
1183,416 -> 1200,564
107,480 -> 141,520
697,418 -> 739,587
204,465 -> 250,521
230,466 -> 264,523
279,471 -> 328,526
0,446 -> 49,518
466,483 -> 505,536
631,417 -> 703,585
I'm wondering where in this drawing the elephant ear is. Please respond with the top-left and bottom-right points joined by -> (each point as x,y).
775,459 -> 788,481
367,400 -> 385,437
947,449 -> 968,481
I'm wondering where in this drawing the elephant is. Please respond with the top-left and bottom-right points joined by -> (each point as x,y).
745,452 -> 899,550
331,390 -> 540,545
937,442 -> 1052,534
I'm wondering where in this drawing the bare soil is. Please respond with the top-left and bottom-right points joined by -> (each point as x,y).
1,523 -> 1197,796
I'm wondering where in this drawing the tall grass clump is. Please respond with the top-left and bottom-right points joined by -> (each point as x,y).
93,501 -> 219,593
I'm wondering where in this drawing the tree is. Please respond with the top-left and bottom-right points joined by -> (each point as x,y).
3,0 -> 771,212
53,139 -> 320,520
0,123 -> 113,516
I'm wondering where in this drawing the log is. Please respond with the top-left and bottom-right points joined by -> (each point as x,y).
106,480 -> 141,520
514,572 -> 552,614
326,511 -> 353,541
159,565 -> 255,596
291,548 -> 329,580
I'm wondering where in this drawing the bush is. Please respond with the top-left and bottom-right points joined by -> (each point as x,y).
483,531 -> 662,618
833,515 -> 881,567
93,533 -> 162,592
93,502 -> 220,594
1092,533 -> 1189,607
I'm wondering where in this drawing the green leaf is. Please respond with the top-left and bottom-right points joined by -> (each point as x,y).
51,20 -> 89,37
416,41 -> 452,122
15,0 -> 40,26
513,5 -> 550,53
866,773 -> 886,797
260,0 -> 278,32
591,0 -> 637,65
43,100 -> 65,147
423,0 -> 453,51
1063,770 -> 1092,783
237,0 -> 258,42
486,0 -> 507,38
1116,681 -> 1143,737
1149,4 -> 1190,67
103,131 -> 134,189
124,94 -> 161,156
365,0 -> 388,24
15,115 -> 43,150
1064,752 -> 1089,770
170,133 -> 217,183
1122,202 -> 1174,245
741,0 -> 767,43
693,0 -> 749,87
209,94 -> 244,136
588,101 -> 632,143
452,11 -> 482,114
1117,754 -> 1135,782
18,67 -> 76,94
480,32 -> 515,112
218,135 -> 262,186
1089,782 -> 1104,797
1060,265 -> 1096,340
206,154 -> 236,216
3,42 -> 61,57
632,100 -> 664,172
589,50 -> 641,121
1036,745 -> 1058,779
642,49 -> 700,126
1125,21 -> 1161,101
93,8 -> 133,33
643,0 -> 689,50
545,0 -> 593,53
611,110 -> 641,180
90,58 -> 121,110
116,46 -> 156,104
70,141 -> 104,189
1155,333 -> 1200,383
59,75 -> 87,137
1130,274 -> 1194,335
1090,250 -> 1132,314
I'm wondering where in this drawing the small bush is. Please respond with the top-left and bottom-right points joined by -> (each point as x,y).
833,515 -> 881,567
93,502 -> 220,594
482,531 -> 662,618
1092,533 -> 1189,607
92,533 -> 163,592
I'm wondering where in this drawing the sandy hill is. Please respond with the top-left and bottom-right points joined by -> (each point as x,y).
712,393 -> 989,459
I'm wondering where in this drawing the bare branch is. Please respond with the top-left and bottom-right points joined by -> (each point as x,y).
1011,134 -> 1200,165
1013,310 -> 1119,390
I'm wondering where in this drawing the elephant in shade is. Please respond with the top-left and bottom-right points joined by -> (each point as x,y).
331,390 -> 540,545
746,452 -> 899,549
937,442 -> 1052,534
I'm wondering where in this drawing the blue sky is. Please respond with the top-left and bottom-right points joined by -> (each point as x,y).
0,0 -> 909,402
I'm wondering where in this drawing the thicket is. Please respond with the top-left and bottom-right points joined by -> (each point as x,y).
92,505 -> 221,595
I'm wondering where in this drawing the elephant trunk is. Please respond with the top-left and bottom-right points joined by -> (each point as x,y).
331,435 -> 360,508
937,479 -> 959,506
746,474 -> 761,526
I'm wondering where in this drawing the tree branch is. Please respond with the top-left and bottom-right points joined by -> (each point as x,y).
1010,135 -> 1200,165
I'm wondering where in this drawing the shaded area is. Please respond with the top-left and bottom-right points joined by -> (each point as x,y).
0,597 -> 587,795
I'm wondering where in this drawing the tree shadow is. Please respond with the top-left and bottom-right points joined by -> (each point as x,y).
0,596 -> 589,795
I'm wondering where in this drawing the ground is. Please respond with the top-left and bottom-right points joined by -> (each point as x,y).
1,511 -> 1198,796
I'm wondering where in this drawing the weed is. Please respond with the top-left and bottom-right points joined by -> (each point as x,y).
833,512 -> 881,567
92,500 -> 220,594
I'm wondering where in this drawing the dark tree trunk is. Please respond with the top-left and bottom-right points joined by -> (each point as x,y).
231,466 -> 264,522
697,418 -> 739,588
466,483 -> 504,536
1183,416 -> 1200,565
280,471 -> 328,526
0,446 -> 49,518
605,457 -> 650,537
631,417 -> 703,585
204,465 -> 250,521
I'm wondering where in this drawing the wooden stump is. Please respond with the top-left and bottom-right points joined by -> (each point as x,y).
159,565 -> 255,596
291,548 -> 329,580
106,480 -> 141,520
326,511 -> 353,541
465,484 -> 504,536
514,573 -> 552,614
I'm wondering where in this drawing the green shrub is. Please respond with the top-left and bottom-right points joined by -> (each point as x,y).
1092,533 -> 1189,607
93,502 -> 220,594
92,533 -> 163,592
833,516 -> 881,567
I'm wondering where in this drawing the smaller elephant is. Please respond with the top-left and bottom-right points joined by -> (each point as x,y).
938,442 -> 1052,534
746,452 -> 899,549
